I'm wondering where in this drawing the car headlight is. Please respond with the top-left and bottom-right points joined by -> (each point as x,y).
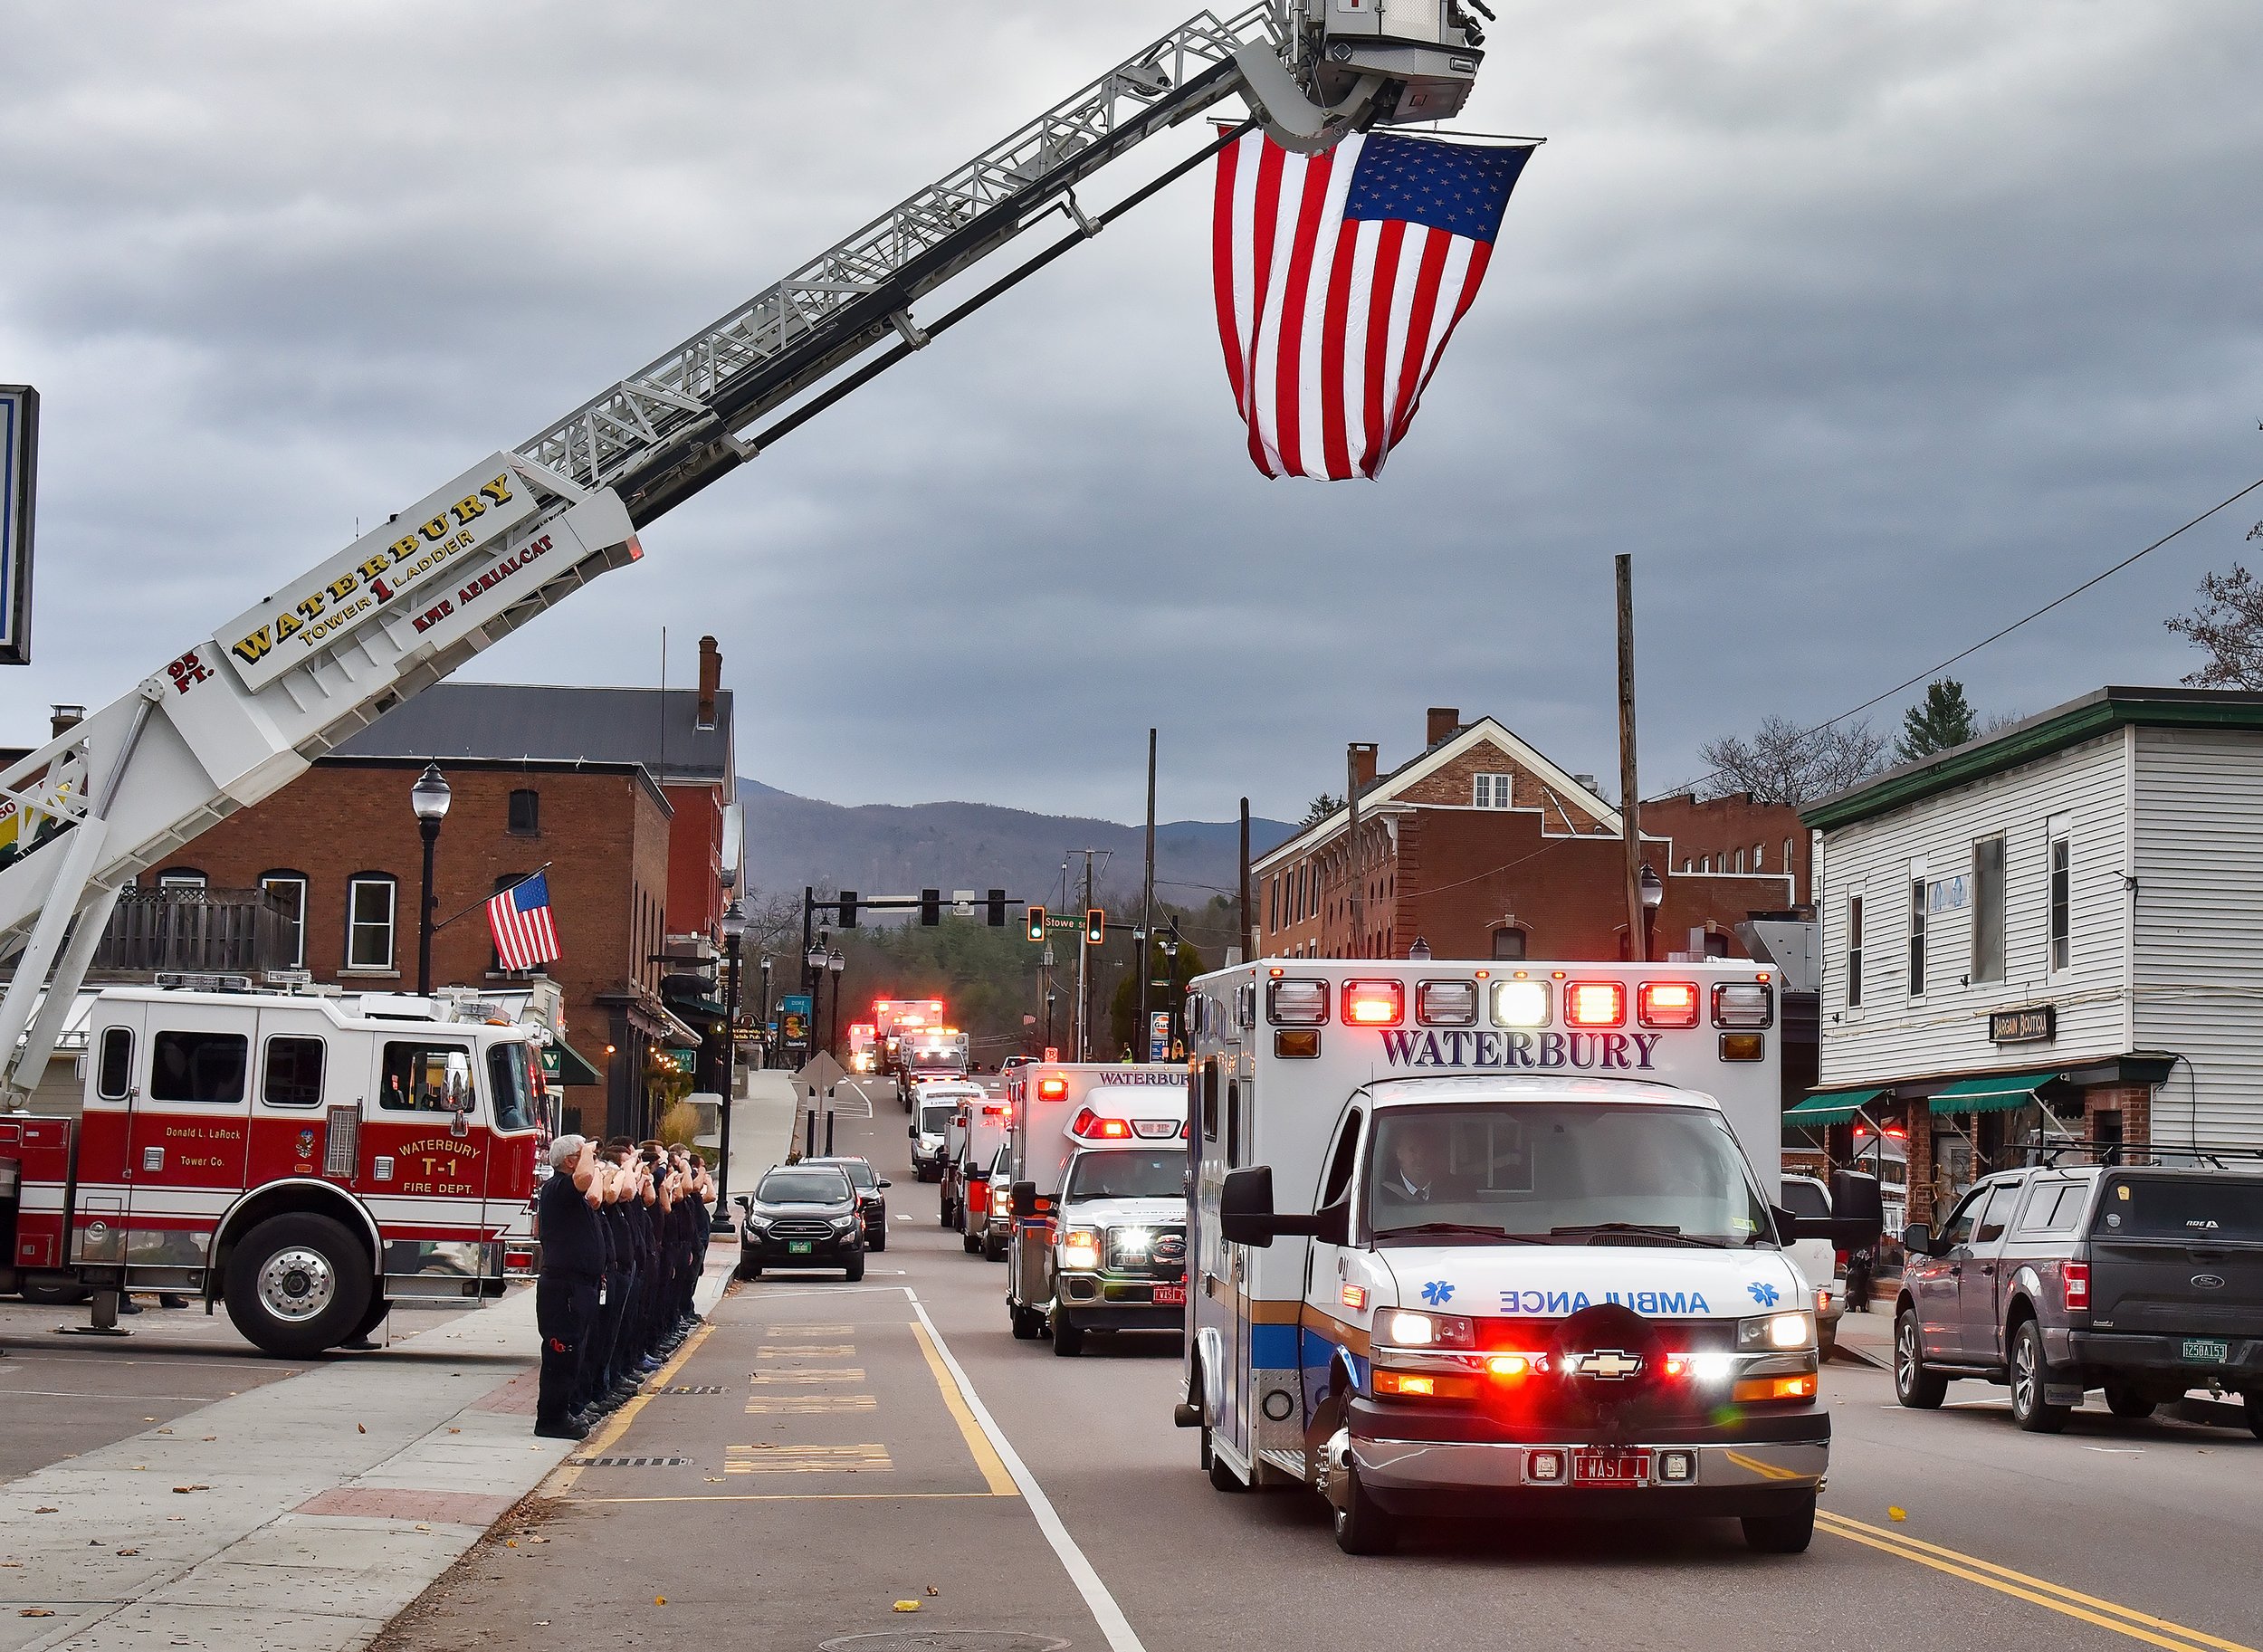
1381,1309 -> 1476,1350
1062,1227 -> 1103,1270
1738,1311 -> 1815,1351
832,1214 -> 858,1232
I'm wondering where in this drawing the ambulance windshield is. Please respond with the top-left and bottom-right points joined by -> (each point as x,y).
1366,1103 -> 1769,1247
1065,1150 -> 1185,1201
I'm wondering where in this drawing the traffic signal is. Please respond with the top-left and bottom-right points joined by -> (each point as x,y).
1026,905 -> 1046,941
987,889 -> 1007,928
1084,907 -> 1105,946
921,888 -> 941,926
838,890 -> 858,929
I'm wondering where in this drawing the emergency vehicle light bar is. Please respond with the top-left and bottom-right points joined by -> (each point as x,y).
1266,979 -> 1328,1027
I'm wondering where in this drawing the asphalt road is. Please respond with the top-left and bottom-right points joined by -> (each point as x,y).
373,1076 -> 2263,1652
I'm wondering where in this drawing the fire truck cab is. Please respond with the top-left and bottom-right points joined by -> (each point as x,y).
1,979 -> 548,1357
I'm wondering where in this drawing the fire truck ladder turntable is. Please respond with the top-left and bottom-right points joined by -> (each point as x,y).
0,3 -> 1484,1105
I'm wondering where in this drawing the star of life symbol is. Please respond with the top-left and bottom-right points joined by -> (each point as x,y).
1747,1281 -> 1781,1307
1575,1350 -> 1642,1380
1420,1280 -> 1454,1307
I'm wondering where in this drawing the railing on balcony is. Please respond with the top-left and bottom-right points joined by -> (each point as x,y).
92,887 -> 295,977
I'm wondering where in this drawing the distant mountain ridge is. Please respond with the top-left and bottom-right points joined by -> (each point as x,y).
738,776 -> 1294,908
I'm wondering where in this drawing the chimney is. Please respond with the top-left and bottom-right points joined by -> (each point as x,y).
50,704 -> 85,740
1572,773 -> 1602,796
1426,706 -> 1460,748
1350,741 -> 1379,791
695,635 -> 721,731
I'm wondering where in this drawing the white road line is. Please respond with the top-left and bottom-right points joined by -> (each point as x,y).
905,1289 -> 1148,1652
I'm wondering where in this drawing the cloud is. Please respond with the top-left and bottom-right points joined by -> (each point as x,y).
3,1 -> 2259,824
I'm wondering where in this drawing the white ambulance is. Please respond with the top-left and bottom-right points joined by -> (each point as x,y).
1001,1064 -> 1189,1355
1178,959 -> 1879,1555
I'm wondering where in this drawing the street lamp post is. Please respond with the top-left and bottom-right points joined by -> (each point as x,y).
1639,862 -> 1665,961
713,899 -> 746,1229
803,936 -> 826,1059
1045,988 -> 1057,1055
756,953 -> 773,1069
1160,932 -> 1179,1056
826,949 -> 845,1059
409,764 -> 451,996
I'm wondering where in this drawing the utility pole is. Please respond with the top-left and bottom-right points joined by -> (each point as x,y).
1345,747 -> 1365,959
1616,553 -> 1646,961
1238,797 -> 1253,965
1140,729 -> 1157,1064
1077,852 -> 1094,1061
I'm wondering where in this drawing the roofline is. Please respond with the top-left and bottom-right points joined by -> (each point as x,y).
316,754 -> 675,814
1254,717 -> 1620,874
1801,686 -> 2263,833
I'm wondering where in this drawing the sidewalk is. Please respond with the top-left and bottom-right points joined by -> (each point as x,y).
0,1111 -> 790,1652
1834,1299 -> 1893,1370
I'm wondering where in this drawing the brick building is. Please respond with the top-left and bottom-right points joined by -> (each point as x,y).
1256,709 -> 1805,964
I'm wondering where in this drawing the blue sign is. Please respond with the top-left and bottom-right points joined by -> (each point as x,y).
0,386 -> 36,665
778,993 -> 813,1044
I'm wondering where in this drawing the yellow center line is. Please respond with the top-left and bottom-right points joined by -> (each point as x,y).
565,1491 -> 1004,1504
909,1317 -> 1017,1496
544,1321 -> 717,1499
1817,1514 -> 2254,1652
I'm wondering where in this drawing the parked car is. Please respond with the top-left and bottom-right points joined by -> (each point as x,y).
1895,1156 -> 2263,1435
807,1155 -> 890,1252
737,1164 -> 865,1283
1781,1174 -> 1850,1361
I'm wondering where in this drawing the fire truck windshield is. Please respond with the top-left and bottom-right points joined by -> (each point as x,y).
488,1043 -> 539,1132
1366,1103 -> 1770,1247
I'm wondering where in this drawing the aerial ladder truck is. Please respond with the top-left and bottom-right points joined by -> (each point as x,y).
0,4 -> 1486,1343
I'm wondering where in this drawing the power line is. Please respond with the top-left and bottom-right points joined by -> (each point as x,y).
1652,471 -> 2263,802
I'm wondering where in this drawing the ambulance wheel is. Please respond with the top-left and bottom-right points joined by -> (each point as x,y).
1742,1495 -> 1817,1554
1051,1313 -> 1084,1357
223,1213 -> 372,1359
1331,1462 -> 1393,1553
845,1255 -> 865,1284
1010,1303 -> 1042,1341
1198,1424 -> 1213,1471
939,1201 -> 954,1228
1208,1438 -> 1247,1494
963,1230 -> 982,1255
1894,1307 -> 1947,1409
982,1232 -> 1007,1262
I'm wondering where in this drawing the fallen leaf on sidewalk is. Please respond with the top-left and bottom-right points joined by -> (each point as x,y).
172,1485 -> 206,1494
448,1428 -> 462,1435
357,1424 -> 367,1434
925,1587 -> 939,1597
505,1539 -> 518,1548
18,1609 -> 53,1618
33,1508 -> 56,1514
654,1597 -> 666,1606
893,1601 -> 920,1613
527,1536 -> 546,1544
117,1550 -> 138,1557
201,1437 -> 215,1443
1887,1506 -> 1907,1522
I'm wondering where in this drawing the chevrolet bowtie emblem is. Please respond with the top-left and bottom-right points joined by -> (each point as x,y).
1575,1350 -> 1642,1380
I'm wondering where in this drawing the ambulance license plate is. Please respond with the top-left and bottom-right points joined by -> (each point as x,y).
2182,1338 -> 2230,1364
1571,1450 -> 1650,1487
1153,1284 -> 1187,1306
788,1241 -> 815,1256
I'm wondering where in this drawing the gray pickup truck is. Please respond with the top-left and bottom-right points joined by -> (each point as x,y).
1895,1158 -> 2263,1435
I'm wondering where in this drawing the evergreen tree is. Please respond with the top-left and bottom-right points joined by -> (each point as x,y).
1897,679 -> 1978,761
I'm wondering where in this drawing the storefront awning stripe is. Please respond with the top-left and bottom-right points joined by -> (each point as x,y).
1786,1086 -> 1884,1126
1928,1070 -> 2059,1115
544,1038 -> 606,1086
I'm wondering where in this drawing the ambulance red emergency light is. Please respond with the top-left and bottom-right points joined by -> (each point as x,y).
1,981 -> 548,1357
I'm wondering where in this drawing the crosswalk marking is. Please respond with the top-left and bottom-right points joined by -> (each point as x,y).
747,1368 -> 866,1385
726,1442 -> 893,1475
746,1393 -> 879,1415
759,1344 -> 858,1359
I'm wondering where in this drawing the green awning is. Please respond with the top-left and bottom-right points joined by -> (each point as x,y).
1928,1070 -> 2058,1115
540,1038 -> 606,1087
1785,1086 -> 1886,1127
664,992 -> 730,1024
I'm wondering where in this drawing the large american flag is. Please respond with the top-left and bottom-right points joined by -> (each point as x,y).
1213,130 -> 1533,480
487,870 -> 560,972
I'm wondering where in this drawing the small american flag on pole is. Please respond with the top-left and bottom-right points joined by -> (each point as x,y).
1213,129 -> 1533,480
487,870 -> 560,971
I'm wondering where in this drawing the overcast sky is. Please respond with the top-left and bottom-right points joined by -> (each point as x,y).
5,2 -> 2261,827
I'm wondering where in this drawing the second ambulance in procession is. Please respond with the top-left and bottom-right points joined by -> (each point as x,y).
1002,1063 -> 1189,1355
1180,958 -> 1879,1556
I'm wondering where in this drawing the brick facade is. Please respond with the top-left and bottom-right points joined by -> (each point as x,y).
149,757 -> 679,1140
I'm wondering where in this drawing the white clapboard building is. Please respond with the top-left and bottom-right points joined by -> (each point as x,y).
1796,687 -> 2263,1227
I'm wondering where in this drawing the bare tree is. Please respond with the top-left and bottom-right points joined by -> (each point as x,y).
1697,716 -> 1887,807
2166,563 -> 2263,688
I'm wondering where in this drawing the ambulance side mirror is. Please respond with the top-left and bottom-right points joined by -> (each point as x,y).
1010,1179 -> 1038,1218
1219,1167 -> 1279,1246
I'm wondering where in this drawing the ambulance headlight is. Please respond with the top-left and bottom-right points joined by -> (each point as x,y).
1062,1227 -> 1103,1270
1382,1310 -> 1475,1351
1738,1311 -> 1815,1351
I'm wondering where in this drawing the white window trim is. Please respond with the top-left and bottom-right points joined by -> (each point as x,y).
347,875 -> 397,972
1472,772 -> 1514,809
261,874 -> 309,969
1906,858 -> 1928,1002
2046,814 -> 2073,977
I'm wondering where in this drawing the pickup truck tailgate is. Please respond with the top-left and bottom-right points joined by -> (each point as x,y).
2087,1174 -> 2263,1337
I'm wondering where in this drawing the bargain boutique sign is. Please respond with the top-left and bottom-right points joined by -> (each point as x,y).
216,454 -> 537,691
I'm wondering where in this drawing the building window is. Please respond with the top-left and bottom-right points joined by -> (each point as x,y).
508,788 -> 540,836
1783,837 -> 1795,878
260,872 -> 308,969
346,874 -> 397,970
1492,928 -> 1527,960
1907,875 -> 1927,998
1847,895 -> 1864,1009
156,868 -> 206,889
1972,835 -> 2006,983
1733,848 -> 1747,873
1752,841 -> 1764,869
1473,773 -> 1514,809
1700,855 -> 1712,874
2048,824 -> 2071,971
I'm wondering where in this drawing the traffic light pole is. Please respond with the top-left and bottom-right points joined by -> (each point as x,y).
1076,852 -> 1094,1062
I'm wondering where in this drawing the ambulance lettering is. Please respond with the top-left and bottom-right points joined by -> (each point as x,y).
1496,1287 -> 1712,1315
1380,1030 -> 1661,1072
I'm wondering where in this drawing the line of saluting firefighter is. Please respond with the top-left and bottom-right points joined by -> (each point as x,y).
530,1133 -> 714,1440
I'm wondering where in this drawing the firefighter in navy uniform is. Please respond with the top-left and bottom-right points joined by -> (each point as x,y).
532,1135 -> 602,1440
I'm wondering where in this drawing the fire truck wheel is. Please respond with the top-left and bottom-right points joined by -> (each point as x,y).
346,1294 -> 391,1344
223,1213 -> 373,1358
